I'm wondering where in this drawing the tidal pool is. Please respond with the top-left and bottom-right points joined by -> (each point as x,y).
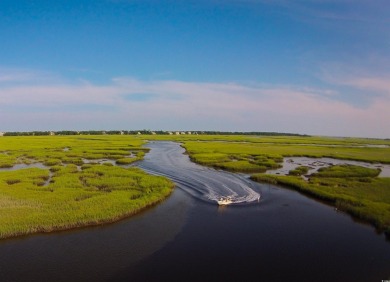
0,142 -> 389,282
267,157 -> 390,178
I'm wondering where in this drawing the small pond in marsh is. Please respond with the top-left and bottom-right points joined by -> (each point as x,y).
266,157 -> 390,178
0,142 -> 389,282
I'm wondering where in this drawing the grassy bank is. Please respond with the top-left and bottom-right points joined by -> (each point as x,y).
0,136 -> 174,239
250,172 -> 390,234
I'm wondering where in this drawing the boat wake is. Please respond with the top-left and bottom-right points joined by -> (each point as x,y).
137,142 -> 260,205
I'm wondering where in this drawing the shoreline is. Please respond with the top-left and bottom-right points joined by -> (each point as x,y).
0,185 -> 174,240
250,173 -> 390,238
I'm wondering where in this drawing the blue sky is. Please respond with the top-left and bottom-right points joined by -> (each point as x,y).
0,0 -> 389,137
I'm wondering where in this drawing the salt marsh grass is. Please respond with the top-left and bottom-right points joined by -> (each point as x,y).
0,136 -> 173,239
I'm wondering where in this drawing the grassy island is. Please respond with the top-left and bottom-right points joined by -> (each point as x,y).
0,136 -> 174,239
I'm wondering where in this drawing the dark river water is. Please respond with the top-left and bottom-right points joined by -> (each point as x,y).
0,142 -> 389,282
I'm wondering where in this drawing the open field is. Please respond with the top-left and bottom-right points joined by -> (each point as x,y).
0,136 -> 173,239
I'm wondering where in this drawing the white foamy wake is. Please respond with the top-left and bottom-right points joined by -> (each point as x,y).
137,142 -> 261,205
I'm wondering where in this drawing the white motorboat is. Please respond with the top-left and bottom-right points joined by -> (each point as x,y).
217,197 -> 233,205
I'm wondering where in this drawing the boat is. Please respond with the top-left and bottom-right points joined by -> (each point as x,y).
217,197 -> 233,206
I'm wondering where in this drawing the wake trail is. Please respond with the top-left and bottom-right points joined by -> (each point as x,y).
137,142 -> 260,205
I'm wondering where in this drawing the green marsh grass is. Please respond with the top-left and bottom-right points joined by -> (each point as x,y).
312,164 -> 381,178
289,166 -> 309,176
0,136 -> 174,239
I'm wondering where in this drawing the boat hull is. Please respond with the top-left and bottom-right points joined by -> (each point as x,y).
217,198 -> 233,205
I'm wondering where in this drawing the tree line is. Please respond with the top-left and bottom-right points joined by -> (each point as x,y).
3,130 -> 309,137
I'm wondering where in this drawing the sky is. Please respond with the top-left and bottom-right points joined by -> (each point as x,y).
0,0 -> 389,138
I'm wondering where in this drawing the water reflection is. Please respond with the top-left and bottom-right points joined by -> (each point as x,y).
0,188 -> 191,282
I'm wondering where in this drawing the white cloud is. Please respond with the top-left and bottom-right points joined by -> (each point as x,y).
239,0 -> 390,23
340,76 -> 390,96
321,65 -> 390,99
0,68 -> 59,84
0,69 -> 389,138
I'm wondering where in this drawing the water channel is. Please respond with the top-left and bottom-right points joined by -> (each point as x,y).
0,142 -> 389,281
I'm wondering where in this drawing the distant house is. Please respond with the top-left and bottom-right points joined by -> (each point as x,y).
151,131 -> 156,135
187,131 -> 192,135
180,132 -> 186,135
50,131 -> 55,136
168,132 -> 173,135
137,132 -> 142,135
0,132 -> 4,137
175,132 -> 180,135
120,131 -> 124,135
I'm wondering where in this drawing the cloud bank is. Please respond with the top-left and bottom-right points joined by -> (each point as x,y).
0,69 -> 389,138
